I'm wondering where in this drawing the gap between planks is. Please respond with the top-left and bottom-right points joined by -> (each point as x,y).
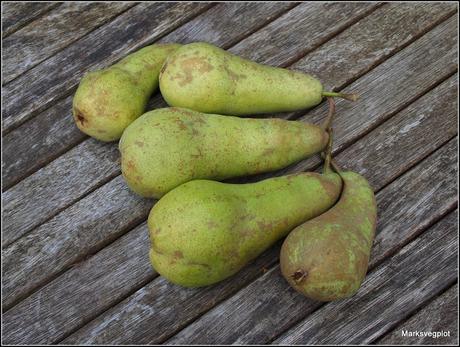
374,281 -> 459,344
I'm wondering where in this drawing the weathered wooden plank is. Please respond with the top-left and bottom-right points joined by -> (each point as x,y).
1,222 -> 156,345
2,139 -> 120,246
62,107 -> 457,344
4,4 -> 455,247
1,1 -> 297,190
1,2 -> 61,38
377,284 -> 458,345
1,176 -> 152,310
336,74 -> 457,191
290,2 -> 457,105
274,210 -> 457,345
2,2 -> 135,84
2,96 -> 84,190
1,2 -> 213,133
157,2 -> 299,46
2,230 -> 279,345
63,245 -> 281,345
229,2 -> 382,65
161,114 -> 459,345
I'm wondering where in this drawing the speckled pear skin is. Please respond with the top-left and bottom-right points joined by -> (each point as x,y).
72,43 -> 181,142
148,172 -> 342,287
119,107 -> 329,198
159,42 -> 324,115
280,172 -> 377,302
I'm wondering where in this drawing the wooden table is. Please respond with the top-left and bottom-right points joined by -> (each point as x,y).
2,2 -> 458,345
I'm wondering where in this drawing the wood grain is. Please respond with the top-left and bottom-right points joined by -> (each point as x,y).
1,2 -> 61,38
229,2 -> 381,65
2,5 -> 458,344
2,11 -> 457,319
1,2 -> 213,133
62,102 -> 457,344
1,223 -> 155,345
290,2 -> 457,105
2,2 -> 135,84
2,139 -> 120,246
377,284 -> 458,345
2,176 -> 152,309
62,245 -> 281,345
274,210 -> 457,345
162,113 -> 459,345
4,4 -> 454,246
1,2 -> 297,190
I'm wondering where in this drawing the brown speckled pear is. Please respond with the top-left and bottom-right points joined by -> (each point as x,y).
159,42 -> 357,116
280,165 -> 377,302
120,107 -> 330,198
73,43 -> 181,142
148,172 -> 342,288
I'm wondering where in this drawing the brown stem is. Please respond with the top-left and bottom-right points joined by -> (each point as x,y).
322,91 -> 359,102
321,97 -> 336,132
322,128 -> 333,174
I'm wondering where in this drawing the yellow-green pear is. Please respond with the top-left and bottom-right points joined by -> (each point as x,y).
73,43 -> 181,141
119,107 -> 330,198
149,172 -> 342,288
159,42 -> 356,116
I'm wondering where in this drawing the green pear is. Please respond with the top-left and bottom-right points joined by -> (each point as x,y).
148,169 -> 342,287
119,107 -> 330,198
72,43 -> 181,141
280,169 -> 377,302
159,42 -> 356,116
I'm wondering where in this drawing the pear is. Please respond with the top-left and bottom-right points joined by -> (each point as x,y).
280,166 -> 377,302
73,43 -> 181,141
148,169 -> 342,287
159,42 -> 356,116
120,107 -> 330,198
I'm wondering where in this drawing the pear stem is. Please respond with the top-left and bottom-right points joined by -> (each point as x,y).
321,97 -> 336,132
322,128 -> 333,174
330,158 -> 342,173
322,91 -> 359,102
